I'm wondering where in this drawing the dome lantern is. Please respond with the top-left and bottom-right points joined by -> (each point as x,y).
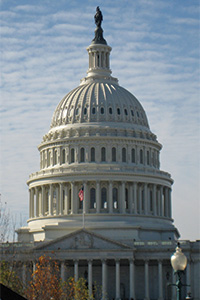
81,7 -> 118,85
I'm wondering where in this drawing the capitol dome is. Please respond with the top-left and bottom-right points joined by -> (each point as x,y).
50,82 -> 149,130
18,8 -> 179,243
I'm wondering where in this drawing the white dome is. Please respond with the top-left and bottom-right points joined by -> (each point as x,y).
21,15 -> 179,244
51,82 -> 149,130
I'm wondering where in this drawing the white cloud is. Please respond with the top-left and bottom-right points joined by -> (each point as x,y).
0,0 -> 199,241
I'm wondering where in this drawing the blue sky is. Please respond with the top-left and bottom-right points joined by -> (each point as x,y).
0,0 -> 199,241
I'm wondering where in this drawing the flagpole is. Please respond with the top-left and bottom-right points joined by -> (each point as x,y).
83,183 -> 85,228
83,196 -> 85,228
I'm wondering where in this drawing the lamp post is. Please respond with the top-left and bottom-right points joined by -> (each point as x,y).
170,243 -> 187,300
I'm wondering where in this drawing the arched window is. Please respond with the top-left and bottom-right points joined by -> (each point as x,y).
113,188 -> 118,209
92,107 -> 96,114
109,107 -> 113,114
125,188 -> 129,209
45,191 -> 48,214
101,147 -> 106,162
62,190 -> 65,211
152,151 -> 155,167
62,149 -> 65,164
147,151 -> 150,165
140,149 -> 143,164
91,147 -> 95,162
84,107 -> 87,115
124,108 -> 128,116
122,148 -> 126,162
150,190 -> 153,212
101,187 -> 107,209
117,108 -> 120,115
101,107 -> 104,114
142,189 -> 145,212
131,148 -> 135,163
80,147 -> 85,162
69,189 -> 71,210
71,148 -> 75,163
90,188 -> 96,209
112,147 -> 116,162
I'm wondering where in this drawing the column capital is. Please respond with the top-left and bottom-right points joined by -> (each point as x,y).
87,259 -> 93,263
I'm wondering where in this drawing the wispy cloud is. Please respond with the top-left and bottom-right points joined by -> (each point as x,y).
0,0 -> 199,241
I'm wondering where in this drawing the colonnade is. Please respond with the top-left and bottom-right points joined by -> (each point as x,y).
29,181 -> 171,219
40,144 -> 160,170
19,258 -> 191,299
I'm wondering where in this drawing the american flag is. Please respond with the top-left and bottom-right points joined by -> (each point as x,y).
78,186 -> 84,201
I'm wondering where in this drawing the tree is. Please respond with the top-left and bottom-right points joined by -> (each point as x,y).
0,194 -> 17,242
0,260 -> 23,295
25,255 -> 97,300
25,255 -> 62,300
62,277 -> 90,300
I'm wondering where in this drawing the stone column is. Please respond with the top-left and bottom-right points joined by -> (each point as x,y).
158,260 -> 163,300
74,260 -> 78,282
144,183 -> 148,215
153,184 -> 157,216
64,185 -> 68,214
48,184 -> 53,215
144,260 -> 150,300
109,181 -> 113,213
96,181 -> 100,213
129,259 -> 136,300
168,188 -> 172,218
129,183 -> 133,213
160,186 -> 163,216
84,181 -> 89,214
36,187 -> 39,217
164,187 -> 168,217
41,185 -> 45,216
88,260 -> 93,298
157,186 -> 161,216
121,181 -> 126,213
29,189 -> 32,218
59,183 -> 63,215
33,261 -> 36,273
171,269 -> 176,300
71,182 -> 75,214
55,185 -> 59,215
186,259 -> 191,295
133,182 -> 137,214
61,261 -> 66,281
115,259 -> 120,299
102,260 -> 107,300
138,184 -> 142,214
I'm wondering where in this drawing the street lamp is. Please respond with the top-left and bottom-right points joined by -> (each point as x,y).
170,242 -> 187,300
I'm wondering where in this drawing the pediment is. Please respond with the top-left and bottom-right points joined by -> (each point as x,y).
34,229 -> 130,251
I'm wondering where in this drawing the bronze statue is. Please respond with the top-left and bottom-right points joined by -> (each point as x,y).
94,6 -> 103,28
92,7 -> 107,45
